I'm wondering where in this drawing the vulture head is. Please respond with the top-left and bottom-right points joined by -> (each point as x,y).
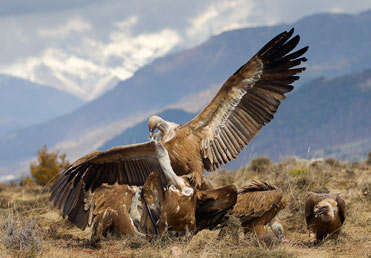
314,199 -> 338,222
148,116 -> 179,142
148,116 -> 169,140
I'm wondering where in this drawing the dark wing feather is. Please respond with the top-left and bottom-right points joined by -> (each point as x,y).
50,141 -> 164,229
195,184 -> 237,231
238,180 -> 277,194
233,187 -> 285,221
183,28 -> 308,171
336,194 -> 346,224
304,193 -> 318,225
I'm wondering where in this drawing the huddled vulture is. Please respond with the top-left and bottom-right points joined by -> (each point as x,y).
49,28 -> 308,239
218,181 -> 286,241
305,192 -> 346,243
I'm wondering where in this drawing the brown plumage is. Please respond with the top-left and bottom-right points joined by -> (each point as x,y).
230,181 -> 286,240
305,192 -> 346,242
90,171 -> 164,241
50,29 -> 308,229
90,183 -> 143,241
61,142 -> 237,239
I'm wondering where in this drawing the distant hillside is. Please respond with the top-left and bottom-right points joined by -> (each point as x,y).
100,70 -> 371,169
99,109 -> 196,150
0,74 -> 84,137
1,10 -> 371,177
231,69 -> 371,167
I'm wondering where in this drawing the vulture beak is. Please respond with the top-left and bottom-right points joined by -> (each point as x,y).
315,206 -> 329,217
149,128 -> 154,140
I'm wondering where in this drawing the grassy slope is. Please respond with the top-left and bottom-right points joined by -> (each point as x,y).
0,157 -> 370,257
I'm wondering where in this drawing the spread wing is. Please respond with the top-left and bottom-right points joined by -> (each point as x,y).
183,28 -> 308,171
50,141 -> 165,229
233,182 -> 285,222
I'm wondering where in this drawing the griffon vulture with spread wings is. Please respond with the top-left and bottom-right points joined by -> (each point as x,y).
50,28 -> 308,230
82,142 -> 237,242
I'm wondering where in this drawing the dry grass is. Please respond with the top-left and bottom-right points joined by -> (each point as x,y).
0,157 -> 370,257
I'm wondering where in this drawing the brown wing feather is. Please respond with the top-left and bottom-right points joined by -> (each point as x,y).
50,141 -> 164,229
233,186 -> 285,221
183,28 -> 308,171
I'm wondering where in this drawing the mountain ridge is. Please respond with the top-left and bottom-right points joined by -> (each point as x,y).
1,10 -> 371,177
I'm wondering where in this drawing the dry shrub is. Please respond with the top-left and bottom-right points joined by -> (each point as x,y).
0,196 -> 11,208
30,145 -> 70,186
249,157 -> 271,172
0,182 -> 8,192
367,152 -> 371,165
324,158 -> 340,167
2,211 -> 42,257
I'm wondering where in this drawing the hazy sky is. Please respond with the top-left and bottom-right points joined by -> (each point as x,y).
0,0 -> 370,100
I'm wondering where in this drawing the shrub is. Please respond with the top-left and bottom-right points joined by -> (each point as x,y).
249,157 -> 271,172
3,212 -> 42,257
30,145 -> 70,186
287,166 -> 309,177
366,152 -> 371,165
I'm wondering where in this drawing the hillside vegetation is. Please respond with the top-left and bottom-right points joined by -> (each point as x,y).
0,155 -> 370,257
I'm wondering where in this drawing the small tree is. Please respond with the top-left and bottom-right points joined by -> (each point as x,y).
30,145 -> 70,186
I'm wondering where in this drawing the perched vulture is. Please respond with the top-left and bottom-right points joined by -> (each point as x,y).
50,28 -> 308,230
221,181 -> 286,240
305,192 -> 346,243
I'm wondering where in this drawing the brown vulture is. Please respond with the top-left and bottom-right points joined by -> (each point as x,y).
50,28 -> 308,231
219,180 -> 286,240
305,192 -> 346,243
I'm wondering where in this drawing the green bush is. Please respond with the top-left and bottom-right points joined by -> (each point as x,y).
30,145 -> 70,186
287,166 -> 309,177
